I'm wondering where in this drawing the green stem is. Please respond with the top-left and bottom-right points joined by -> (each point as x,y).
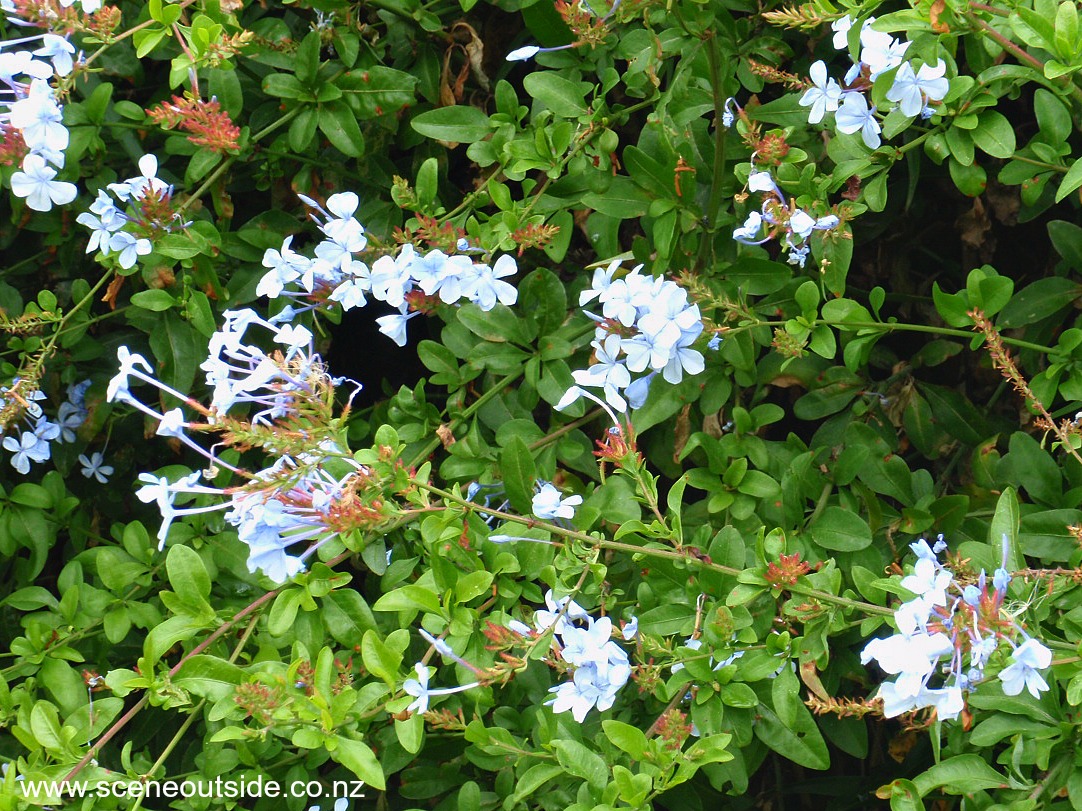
745,318 -> 1057,354
405,371 -> 521,469
81,0 -> 199,70
412,479 -> 894,617
698,32 -> 728,272
176,105 -> 303,216
28,270 -> 114,378
966,13 -> 1082,105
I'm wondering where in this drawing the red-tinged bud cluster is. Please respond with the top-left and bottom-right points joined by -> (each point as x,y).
147,96 -> 242,154
9,0 -> 82,33
234,682 -> 284,724
393,214 -> 466,254
84,4 -> 121,39
554,0 -> 609,44
764,552 -> 811,587
482,620 -> 528,650
755,133 -> 790,166
510,222 -> 561,256
404,289 -> 441,315
0,124 -> 29,168
654,708 -> 693,751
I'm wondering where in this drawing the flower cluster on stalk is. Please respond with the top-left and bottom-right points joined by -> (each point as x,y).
258,192 -> 520,346
511,590 -> 636,722
0,0 -> 103,210
106,308 -> 385,583
731,167 -> 840,268
0,377 -> 90,473
76,154 -> 187,269
862,536 -> 1053,720
555,261 -> 709,415
798,15 -> 950,150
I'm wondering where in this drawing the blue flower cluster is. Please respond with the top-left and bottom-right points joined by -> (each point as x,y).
862,537 -> 1052,719
799,15 -> 950,150
556,262 -> 709,415
1,378 -> 89,473
258,192 -> 519,346
731,168 -> 840,268
77,154 -> 187,270
0,0 -> 100,210
528,591 -> 636,723
108,309 -> 367,583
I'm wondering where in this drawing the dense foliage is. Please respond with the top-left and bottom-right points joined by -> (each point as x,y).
2,0 -> 1082,807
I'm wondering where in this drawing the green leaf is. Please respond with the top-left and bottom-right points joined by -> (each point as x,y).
294,30 -> 321,86
411,106 -> 491,143
323,589 -> 378,645
1049,220 -> 1082,267
509,764 -> 565,804
455,570 -> 493,604
1056,157 -> 1082,202
319,101 -> 365,157
339,67 -> 418,119
581,176 -> 651,219
268,588 -> 304,636
754,676 -> 829,770
523,72 -> 588,117
553,739 -> 608,789
603,720 -> 647,759
331,735 -> 386,790
173,655 -> 245,700
130,289 -> 177,312
143,615 -> 207,666
971,111 -> 1016,159
990,486 -> 1025,571
9,483 -> 53,510
1034,89 -> 1072,144
360,630 -> 402,686
166,544 -> 211,608
998,277 -> 1079,326
456,303 -> 527,344
372,585 -> 443,615
149,313 -> 204,408
263,73 -> 306,99
809,506 -> 873,551
499,436 -> 537,515
289,107 -> 318,152
911,755 -> 1006,796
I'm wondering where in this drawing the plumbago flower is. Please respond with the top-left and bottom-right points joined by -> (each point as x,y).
554,261 -> 709,414
105,308 -> 400,583
731,167 -> 840,268
256,191 -> 521,346
861,535 -> 1053,720
532,591 -> 636,722
789,15 -> 951,150
1,1 -> 109,209
77,155 -> 188,270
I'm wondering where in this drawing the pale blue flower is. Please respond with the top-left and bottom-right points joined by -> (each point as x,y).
887,60 -> 949,117
835,93 -> 882,149
999,639 -> 1052,698
532,482 -> 582,521
78,451 -> 113,483
799,60 -> 842,124
10,153 -> 77,212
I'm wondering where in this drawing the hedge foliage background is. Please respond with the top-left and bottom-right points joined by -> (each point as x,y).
2,0 -> 1082,807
